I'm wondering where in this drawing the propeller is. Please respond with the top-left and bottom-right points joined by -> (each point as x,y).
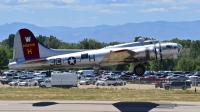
159,42 -> 163,66
154,41 -> 158,65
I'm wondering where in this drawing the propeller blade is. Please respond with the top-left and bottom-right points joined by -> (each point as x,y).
159,43 -> 163,66
154,43 -> 158,65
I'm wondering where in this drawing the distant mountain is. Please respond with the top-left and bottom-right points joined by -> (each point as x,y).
0,21 -> 200,43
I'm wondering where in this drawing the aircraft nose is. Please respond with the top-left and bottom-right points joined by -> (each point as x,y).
177,44 -> 182,53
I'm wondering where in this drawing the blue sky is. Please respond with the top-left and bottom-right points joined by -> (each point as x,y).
0,0 -> 200,27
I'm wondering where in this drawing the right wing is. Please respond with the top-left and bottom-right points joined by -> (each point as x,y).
101,49 -> 137,63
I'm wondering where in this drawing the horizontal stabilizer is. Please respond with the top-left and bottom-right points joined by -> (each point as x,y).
24,58 -> 46,64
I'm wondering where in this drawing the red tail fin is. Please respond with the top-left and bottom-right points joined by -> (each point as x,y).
19,29 -> 40,60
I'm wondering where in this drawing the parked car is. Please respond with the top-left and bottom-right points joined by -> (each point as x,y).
96,79 -> 107,86
19,79 -> 38,86
175,76 -> 189,81
1,78 -> 13,85
119,75 -> 131,81
8,79 -> 23,86
0,73 -> 15,79
164,81 -> 191,90
79,78 -> 96,85
116,79 -> 127,86
166,74 -> 180,80
106,78 -> 118,86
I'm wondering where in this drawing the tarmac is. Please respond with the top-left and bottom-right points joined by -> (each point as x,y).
0,101 -> 200,112
0,83 -> 200,112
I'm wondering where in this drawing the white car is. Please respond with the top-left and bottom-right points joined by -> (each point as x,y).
96,79 -> 107,86
8,79 -> 23,86
19,79 -> 38,86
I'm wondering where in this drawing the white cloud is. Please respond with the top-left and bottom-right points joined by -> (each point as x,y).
139,8 -> 168,13
110,3 -> 137,7
18,0 -> 29,3
170,6 -> 188,10
98,9 -> 125,14
51,0 -> 76,4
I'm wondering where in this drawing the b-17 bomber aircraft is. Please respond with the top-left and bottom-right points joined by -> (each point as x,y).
8,29 -> 182,76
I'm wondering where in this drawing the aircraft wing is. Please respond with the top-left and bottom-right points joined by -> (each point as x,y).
101,49 -> 136,63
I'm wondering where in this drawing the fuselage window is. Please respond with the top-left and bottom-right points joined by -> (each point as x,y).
174,46 -> 177,49
81,53 -> 89,59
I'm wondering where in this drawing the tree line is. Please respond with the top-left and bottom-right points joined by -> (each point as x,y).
0,34 -> 200,73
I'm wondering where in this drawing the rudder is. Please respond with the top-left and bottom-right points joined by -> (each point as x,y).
14,29 -> 40,60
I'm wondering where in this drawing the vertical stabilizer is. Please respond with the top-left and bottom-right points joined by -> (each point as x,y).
14,28 -> 40,60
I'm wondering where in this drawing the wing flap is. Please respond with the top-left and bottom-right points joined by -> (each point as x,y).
101,49 -> 136,63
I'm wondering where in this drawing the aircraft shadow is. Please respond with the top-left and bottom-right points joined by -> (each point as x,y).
112,102 -> 177,112
32,102 -> 59,107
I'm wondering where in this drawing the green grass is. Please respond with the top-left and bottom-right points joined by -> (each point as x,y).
0,87 -> 199,101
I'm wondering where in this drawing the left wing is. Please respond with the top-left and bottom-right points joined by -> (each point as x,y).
101,49 -> 136,63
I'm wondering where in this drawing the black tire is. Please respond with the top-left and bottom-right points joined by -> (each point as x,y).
42,85 -> 46,88
15,83 -> 18,86
34,83 -> 37,86
25,83 -> 28,86
102,83 -> 105,86
165,86 -> 169,90
134,64 -> 145,76
86,82 -> 89,85
120,82 -> 123,86
96,83 -> 99,86
182,86 -> 186,90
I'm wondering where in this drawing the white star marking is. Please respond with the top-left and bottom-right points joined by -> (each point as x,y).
68,57 -> 75,64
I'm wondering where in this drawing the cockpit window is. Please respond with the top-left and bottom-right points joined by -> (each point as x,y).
166,45 -> 172,49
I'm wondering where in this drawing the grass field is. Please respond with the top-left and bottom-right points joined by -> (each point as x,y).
0,87 -> 199,101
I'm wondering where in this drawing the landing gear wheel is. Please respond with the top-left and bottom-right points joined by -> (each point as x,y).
134,64 -> 145,76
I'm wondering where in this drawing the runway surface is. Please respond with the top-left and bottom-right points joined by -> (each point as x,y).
0,101 -> 199,112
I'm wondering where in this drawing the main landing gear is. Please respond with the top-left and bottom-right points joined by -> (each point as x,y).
134,64 -> 145,76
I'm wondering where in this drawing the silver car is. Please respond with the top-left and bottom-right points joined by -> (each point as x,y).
96,79 -> 107,86
8,79 -> 23,86
79,78 -> 96,85
19,79 -> 38,86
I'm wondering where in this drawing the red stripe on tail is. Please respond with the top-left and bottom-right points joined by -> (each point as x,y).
19,29 -> 40,60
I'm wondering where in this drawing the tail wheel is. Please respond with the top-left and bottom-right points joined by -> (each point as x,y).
134,64 -> 145,76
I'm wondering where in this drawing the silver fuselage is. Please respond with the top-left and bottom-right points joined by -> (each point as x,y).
8,42 -> 182,70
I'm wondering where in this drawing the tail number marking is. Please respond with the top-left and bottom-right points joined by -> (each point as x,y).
50,58 -> 62,66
